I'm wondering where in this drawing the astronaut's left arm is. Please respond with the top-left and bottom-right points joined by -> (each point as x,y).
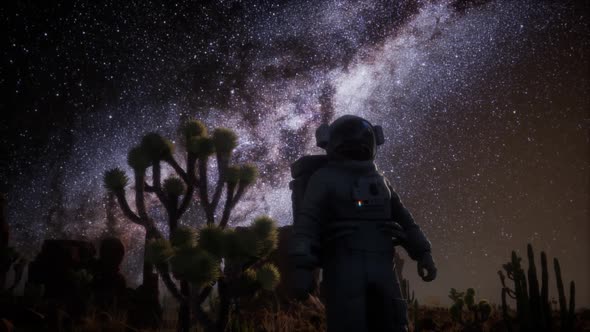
388,182 -> 437,282
389,188 -> 431,260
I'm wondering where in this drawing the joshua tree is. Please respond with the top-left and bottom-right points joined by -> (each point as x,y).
147,216 -> 280,332
104,119 -> 279,332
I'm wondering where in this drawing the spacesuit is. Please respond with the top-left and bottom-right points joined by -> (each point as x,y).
289,115 -> 437,332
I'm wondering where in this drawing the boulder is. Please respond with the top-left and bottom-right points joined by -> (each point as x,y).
93,237 -> 127,309
27,239 -> 96,299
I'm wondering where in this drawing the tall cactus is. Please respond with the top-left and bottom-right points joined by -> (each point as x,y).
555,258 -> 576,332
498,244 -> 576,332
500,285 -> 513,332
526,244 -> 543,330
540,252 -> 552,328
394,253 -> 415,306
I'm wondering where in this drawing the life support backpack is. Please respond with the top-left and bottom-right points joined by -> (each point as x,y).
289,155 -> 329,226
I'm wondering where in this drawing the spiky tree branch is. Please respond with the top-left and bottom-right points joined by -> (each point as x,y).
112,191 -> 142,225
197,157 -> 214,225
177,154 -> 197,217
165,157 -> 189,183
107,120 -> 266,332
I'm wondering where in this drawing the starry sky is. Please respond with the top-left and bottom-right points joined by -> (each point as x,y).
2,0 -> 589,306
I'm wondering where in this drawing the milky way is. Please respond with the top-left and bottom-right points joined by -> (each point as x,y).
3,0 -> 589,305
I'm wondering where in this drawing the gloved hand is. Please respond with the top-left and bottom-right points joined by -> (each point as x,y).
293,268 -> 316,300
417,252 -> 437,282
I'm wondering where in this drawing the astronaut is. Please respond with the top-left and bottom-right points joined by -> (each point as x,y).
289,115 -> 437,332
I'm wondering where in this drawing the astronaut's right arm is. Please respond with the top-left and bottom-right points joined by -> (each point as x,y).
290,172 -> 327,269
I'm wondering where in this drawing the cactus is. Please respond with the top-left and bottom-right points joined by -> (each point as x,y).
465,288 -> 475,308
567,281 -> 575,332
394,253 -> 416,307
540,251 -> 552,328
526,244 -> 543,330
448,287 -> 491,329
500,286 -> 512,332
498,244 -> 576,332
478,300 -> 492,321
401,279 -> 415,305
555,258 -> 576,332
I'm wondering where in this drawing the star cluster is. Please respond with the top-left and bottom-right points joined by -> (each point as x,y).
2,0 -> 588,305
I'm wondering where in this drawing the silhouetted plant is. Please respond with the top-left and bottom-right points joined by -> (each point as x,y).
104,119 -> 278,332
498,243 -> 576,332
146,215 -> 280,332
394,252 -> 416,306
449,287 -> 492,331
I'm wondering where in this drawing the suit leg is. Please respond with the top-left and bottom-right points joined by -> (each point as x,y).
366,253 -> 408,332
324,251 -> 368,332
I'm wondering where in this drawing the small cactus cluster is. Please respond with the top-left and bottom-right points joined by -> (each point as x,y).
449,287 -> 492,328
498,243 -> 575,332
394,253 -> 419,330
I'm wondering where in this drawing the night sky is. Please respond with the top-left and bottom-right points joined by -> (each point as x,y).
2,0 -> 589,306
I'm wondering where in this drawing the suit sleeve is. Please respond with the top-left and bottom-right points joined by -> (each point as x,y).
388,184 -> 432,261
290,171 -> 328,268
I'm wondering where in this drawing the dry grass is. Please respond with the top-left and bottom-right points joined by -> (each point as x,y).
7,296 -> 590,332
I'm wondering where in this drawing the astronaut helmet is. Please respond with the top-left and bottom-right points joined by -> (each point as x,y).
316,115 -> 384,161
